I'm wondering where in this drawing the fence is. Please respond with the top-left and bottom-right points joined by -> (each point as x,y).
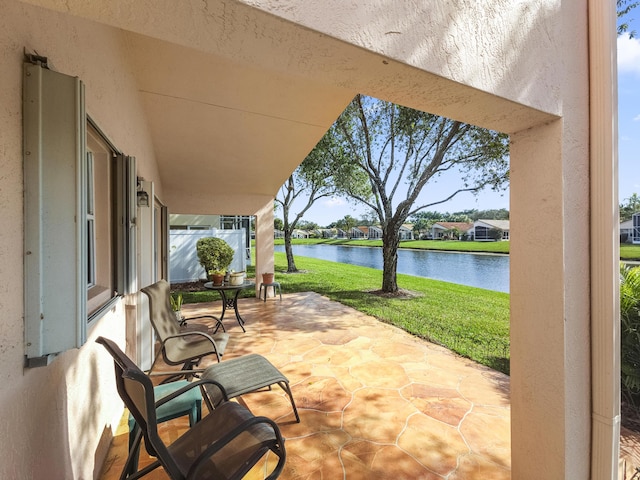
169,229 -> 248,283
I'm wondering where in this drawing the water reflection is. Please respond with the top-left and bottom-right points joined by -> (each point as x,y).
275,244 -> 509,293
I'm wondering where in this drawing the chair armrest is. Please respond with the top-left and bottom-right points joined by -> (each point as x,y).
162,330 -> 218,344
186,413 -> 286,479
147,370 -> 204,377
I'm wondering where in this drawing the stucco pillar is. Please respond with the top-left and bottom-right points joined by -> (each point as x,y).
589,0 -> 620,476
510,119 -> 591,479
254,200 -> 274,297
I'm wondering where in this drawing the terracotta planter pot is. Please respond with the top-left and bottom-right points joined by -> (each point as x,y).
262,273 -> 274,284
210,273 -> 225,286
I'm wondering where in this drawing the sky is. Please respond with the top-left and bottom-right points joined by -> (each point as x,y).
618,19 -> 640,208
296,21 -> 639,228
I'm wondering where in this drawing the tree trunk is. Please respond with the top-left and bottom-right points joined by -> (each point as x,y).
381,227 -> 400,293
284,230 -> 298,272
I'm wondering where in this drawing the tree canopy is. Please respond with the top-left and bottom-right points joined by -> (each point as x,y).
618,0 -> 639,37
275,133 -> 359,271
322,94 -> 510,292
621,193 -> 640,222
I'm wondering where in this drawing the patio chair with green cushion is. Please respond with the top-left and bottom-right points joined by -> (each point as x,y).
141,280 -> 229,378
96,336 -> 286,480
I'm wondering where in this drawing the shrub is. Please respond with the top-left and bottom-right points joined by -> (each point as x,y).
196,237 -> 234,274
621,263 -> 640,410
488,228 -> 504,241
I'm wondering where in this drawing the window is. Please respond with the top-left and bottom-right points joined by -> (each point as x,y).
86,124 -> 117,314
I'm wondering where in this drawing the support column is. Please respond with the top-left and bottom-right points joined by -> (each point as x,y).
589,0 -> 620,476
510,119 -> 591,479
254,200 -> 274,298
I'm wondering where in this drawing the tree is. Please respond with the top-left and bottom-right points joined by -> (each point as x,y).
275,135 -> 360,272
274,217 -> 284,231
412,216 -> 433,239
618,0 -> 639,37
488,228 -> 504,241
620,193 -> 640,222
468,208 -> 510,221
335,215 -> 358,237
298,220 -> 319,231
328,95 -> 509,292
444,227 -> 461,240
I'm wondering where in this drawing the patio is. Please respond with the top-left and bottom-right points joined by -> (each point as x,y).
99,291 -> 512,479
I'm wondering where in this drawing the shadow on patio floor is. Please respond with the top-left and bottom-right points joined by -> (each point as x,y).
99,291 -> 514,479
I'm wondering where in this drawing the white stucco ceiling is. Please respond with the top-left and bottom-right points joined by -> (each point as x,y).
20,0 -> 560,214
121,31 -> 355,209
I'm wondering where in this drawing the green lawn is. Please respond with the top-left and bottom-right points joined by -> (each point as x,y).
177,253 -> 511,374
621,244 -> 640,261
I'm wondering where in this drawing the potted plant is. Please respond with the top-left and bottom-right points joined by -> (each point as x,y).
170,292 -> 184,323
196,237 -> 234,285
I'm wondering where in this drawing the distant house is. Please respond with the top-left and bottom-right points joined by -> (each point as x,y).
622,213 -> 640,244
399,224 -> 414,240
431,222 -> 474,240
351,226 -> 366,239
317,228 -> 335,239
368,225 -> 383,239
473,219 -> 510,241
336,229 -> 348,238
292,229 -> 310,239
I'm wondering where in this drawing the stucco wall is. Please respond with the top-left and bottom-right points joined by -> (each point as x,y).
0,2 -> 161,478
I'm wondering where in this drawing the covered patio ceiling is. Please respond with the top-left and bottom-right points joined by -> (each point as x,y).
22,0 -> 558,215
121,31 -> 356,213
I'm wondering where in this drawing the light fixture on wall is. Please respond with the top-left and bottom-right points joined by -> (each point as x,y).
136,177 -> 150,207
137,190 -> 149,207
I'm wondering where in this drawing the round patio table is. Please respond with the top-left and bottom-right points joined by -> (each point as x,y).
204,281 -> 255,332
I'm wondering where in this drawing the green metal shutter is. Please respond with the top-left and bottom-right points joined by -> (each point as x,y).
116,155 -> 137,295
23,60 -> 87,365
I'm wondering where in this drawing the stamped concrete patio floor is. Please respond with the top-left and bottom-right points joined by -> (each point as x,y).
99,291 -> 511,480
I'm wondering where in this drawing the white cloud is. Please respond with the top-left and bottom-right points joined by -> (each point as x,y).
323,197 -> 347,208
634,114 -> 640,122
618,35 -> 640,75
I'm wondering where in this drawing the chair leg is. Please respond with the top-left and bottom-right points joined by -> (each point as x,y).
190,398 -> 202,426
122,425 -> 143,480
278,381 -> 300,423
146,347 -> 164,375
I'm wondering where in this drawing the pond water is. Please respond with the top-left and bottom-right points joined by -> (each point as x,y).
275,244 -> 510,293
